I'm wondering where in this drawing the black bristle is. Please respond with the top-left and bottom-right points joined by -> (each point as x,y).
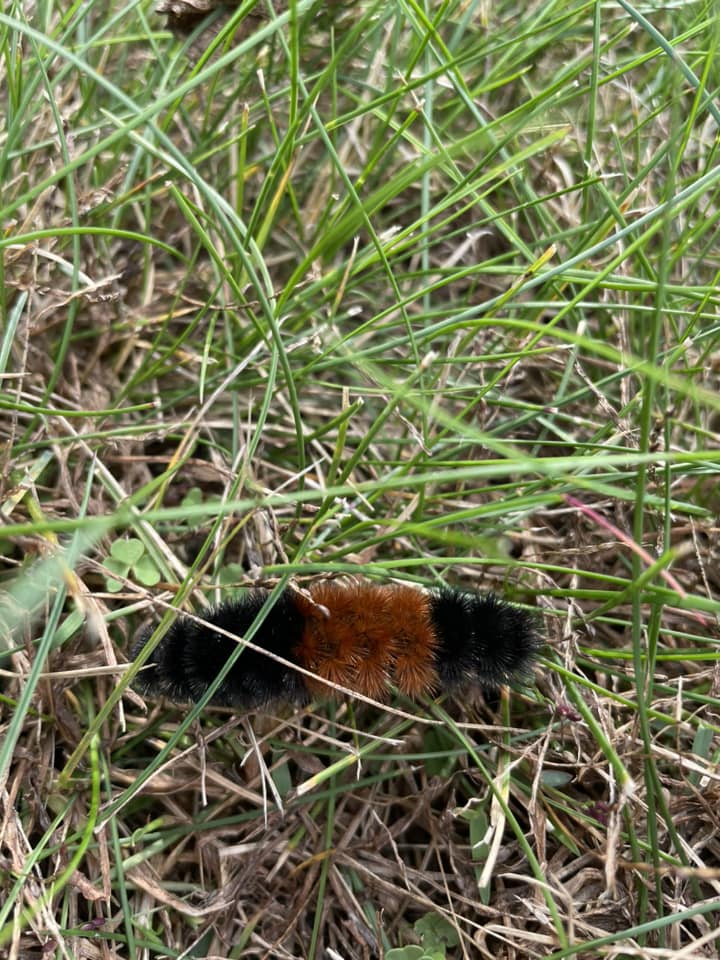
428,587 -> 540,691
131,590 -> 309,709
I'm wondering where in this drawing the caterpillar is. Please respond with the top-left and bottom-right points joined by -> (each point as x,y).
131,581 -> 540,710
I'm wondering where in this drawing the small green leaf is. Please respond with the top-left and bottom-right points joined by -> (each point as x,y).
105,575 -> 124,594
421,727 -> 460,779
134,554 -> 161,587
103,555 -> 131,593
181,487 -> 204,508
217,563 -> 245,589
541,770 -> 573,787
689,725 -> 716,786
103,556 -> 130,578
271,757 -> 293,798
415,913 -> 459,950
386,947 -> 426,960
111,538 -> 145,565
468,809 -> 490,861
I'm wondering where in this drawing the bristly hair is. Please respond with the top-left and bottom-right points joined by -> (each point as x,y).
131,591 -> 309,709
428,588 -> 540,690
132,581 -> 541,710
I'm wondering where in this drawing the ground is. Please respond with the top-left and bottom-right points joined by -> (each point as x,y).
1,1 -> 720,958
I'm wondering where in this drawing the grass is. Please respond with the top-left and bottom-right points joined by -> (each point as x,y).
1,0 -> 720,956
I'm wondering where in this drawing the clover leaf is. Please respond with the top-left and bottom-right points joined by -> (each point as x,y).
104,538 -> 161,593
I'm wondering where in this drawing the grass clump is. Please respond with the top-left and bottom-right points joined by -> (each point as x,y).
1,0 -> 720,957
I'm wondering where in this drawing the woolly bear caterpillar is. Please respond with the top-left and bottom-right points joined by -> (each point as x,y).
132,581 -> 540,709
